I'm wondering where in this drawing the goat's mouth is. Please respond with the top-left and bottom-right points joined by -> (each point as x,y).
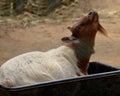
88,11 -> 99,22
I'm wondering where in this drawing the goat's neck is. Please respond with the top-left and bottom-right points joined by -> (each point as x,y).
73,39 -> 95,59
66,39 -> 95,75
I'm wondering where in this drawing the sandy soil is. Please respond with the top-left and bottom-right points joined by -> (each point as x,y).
0,0 -> 120,67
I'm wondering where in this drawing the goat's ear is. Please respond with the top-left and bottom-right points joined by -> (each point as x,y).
61,36 -> 78,43
98,23 -> 108,37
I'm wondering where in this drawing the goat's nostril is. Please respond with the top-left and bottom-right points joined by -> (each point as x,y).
88,12 -> 93,15
88,11 -> 97,16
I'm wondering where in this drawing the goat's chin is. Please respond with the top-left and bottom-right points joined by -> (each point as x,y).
72,39 -> 80,44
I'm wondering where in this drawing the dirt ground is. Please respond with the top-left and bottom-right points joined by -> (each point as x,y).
0,18 -> 120,67
0,0 -> 120,68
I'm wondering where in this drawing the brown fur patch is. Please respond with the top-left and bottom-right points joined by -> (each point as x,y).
76,72 -> 80,76
77,58 -> 89,75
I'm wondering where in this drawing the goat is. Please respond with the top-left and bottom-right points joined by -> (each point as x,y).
0,11 -> 107,87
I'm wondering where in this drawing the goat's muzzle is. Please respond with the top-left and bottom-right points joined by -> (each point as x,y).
88,11 -> 99,22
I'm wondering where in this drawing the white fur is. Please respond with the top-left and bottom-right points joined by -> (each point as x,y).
0,46 -> 83,87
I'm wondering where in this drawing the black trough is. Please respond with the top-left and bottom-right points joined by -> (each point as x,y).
0,62 -> 120,96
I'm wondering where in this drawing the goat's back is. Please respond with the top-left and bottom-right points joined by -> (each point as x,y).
0,46 -> 82,87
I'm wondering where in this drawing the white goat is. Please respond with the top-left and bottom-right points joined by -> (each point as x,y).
0,11 -> 107,87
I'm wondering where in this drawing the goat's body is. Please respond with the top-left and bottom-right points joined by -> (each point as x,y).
0,11 -> 107,87
0,46 -> 82,87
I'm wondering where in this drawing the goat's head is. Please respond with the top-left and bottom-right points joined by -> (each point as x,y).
62,11 -> 107,43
